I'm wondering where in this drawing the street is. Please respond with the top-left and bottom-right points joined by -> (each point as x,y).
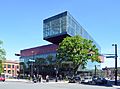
0,81 -> 119,89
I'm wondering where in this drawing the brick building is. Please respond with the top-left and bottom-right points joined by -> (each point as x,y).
2,60 -> 19,78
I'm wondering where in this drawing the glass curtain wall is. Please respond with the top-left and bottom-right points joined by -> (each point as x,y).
43,13 -> 67,38
43,11 -> 100,51
67,12 -> 101,51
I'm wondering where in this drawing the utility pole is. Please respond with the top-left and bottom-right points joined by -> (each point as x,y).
31,51 -> 35,78
54,67 -> 58,82
112,44 -> 117,85
95,65 -> 97,77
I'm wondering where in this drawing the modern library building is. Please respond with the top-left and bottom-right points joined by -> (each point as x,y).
19,11 -> 102,76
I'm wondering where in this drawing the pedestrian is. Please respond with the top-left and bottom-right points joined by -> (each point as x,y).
59,74 -> 62,81
28,74 -> 30,81
36,74 -> 39,82
17,74 -> 20,80
46,75 -> 49,82
33,75 -> 37,83
38,75 -> 42,83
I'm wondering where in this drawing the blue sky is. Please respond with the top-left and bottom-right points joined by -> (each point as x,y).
0,0 -> 120,67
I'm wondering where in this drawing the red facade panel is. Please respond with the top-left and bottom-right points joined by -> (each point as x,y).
20,44 -> 58,57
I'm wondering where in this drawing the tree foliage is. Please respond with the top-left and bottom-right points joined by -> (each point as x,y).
56,35 -> 100,73
46,55 -> 53,64
0,40 -> 6,74
0,60 -> 3,74
0,40 -> 6,60
46,55 -> 54,65
35,58 -> 47,66
19,62 -> 26,74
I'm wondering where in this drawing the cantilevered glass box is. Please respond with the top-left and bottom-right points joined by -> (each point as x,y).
43,11 -> 100,50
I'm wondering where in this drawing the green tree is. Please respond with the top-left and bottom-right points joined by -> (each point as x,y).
35,58 -> 47,66
35,58 -> 47,74
46,55 -> 56,72
0,40 -> 6,74
0,60 -> 3,75
19,62 -> 26,76
56,35 -> 100,74
0,40 -> 6,60
46,55 -> 54,65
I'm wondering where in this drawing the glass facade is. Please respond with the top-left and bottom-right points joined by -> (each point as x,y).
43,11 -> 100,51
20,44 -> 58,67
20,52 -> 56,67
20,11 -> 101,74
67,12 -> 101,51
43,12 -> 67,38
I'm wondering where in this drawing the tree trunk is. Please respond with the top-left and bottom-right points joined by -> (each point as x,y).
73,64 -> 80,75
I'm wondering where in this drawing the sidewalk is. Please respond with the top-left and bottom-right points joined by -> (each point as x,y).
5,79 -> 120,88
5,79 -> 30,82
5,79 -> 69,83
44,80 -> 69,83
113,85 -> 120,88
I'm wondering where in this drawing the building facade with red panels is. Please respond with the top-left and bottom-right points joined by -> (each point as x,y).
20,44 -> 58,64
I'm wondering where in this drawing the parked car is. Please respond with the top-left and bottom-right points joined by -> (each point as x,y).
94,77 -> 108,85
81,76 -> 92,84
68,76 -> 81,83
0,76 -> 5,82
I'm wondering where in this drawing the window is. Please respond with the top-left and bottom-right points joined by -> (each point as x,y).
4,64 -> 6,68
8,70 -> 11,74
8,64 -> 11,68
4,70 -> 6,73
17,65 -> 19,69
12,65 -> 14,68
12,70 -> 14,74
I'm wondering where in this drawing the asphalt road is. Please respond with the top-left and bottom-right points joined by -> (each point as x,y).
0,82 -> 119,89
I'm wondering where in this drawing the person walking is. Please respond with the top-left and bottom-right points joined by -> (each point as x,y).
46,75 -> 49,82
59,74 -> 62,81
38,75 -> 42,83
33,75 -> 37,83
28,74 -> 31,81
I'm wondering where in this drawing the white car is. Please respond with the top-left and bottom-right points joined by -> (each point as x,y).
81,77 -> 92,84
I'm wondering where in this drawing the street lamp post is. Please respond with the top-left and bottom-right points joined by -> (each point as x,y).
112,44 -> 118,85
15,53 -> 23,78
30,51 -> 35,78
94,65 -> 100,77
54,67 -> 58,82
95,65 -> 97,77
